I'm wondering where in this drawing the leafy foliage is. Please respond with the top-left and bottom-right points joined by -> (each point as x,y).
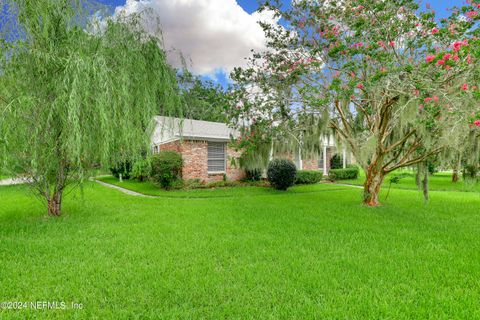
267,158 -> 297,190
329,167 -> 360,181
150,151 -> 183,189
0,0 -> 181,215
110,161 -> 133,180
243,169 -> 263,182
232,0 -> 480,205
295,170 -> 322,185
131,159 -> 151,182
176,70 -> 229,122
330,154 -> 343,170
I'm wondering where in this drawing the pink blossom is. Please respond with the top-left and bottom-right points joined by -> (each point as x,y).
436,59 -> 445,66
432,27 -> 439,34
424,97 -> 433,103
357,83 -> 364,89
452,40 -> 469,52
426,55 -> 435,63
453,54 -> 459,61
462,84 -> 469,91
414,90 -> 420,96
443,53 -> 451,60
466,11 -> 478,19
474,120 -> 480,127
389,41 -> 395,47
467,54 -> 472,64
446,66 -> 452,71
419,104 -> 424,111
433,96 -> 439,102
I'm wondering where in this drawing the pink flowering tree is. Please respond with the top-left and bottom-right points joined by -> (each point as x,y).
230,0 -> 480,205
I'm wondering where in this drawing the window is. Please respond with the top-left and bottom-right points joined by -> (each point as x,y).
208,142 -> 226,173
318,150 -> 324,172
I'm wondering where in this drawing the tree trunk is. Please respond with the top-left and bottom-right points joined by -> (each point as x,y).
422,170 -> 429,202
363,165 -> 385,206
415,164 -> 421,188
452,156 -> 461,183
45,159 -> 67,217
47,190 -> 63,216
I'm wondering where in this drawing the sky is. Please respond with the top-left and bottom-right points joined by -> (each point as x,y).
97,0 -> 466,86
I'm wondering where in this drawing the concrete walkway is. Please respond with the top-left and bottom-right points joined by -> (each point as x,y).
95,180 -> 156,198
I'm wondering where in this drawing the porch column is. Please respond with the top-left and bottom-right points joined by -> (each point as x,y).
295,146 -> 303,170
323,145 -> 327,175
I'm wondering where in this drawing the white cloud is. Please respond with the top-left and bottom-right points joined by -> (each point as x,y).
114,0 -> 278,76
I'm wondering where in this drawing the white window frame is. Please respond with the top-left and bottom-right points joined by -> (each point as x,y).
207,142 -> 226,174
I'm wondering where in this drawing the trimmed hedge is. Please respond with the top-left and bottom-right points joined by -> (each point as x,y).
267,158 -> 297,190
150,151 -> 183,189
295,170 -> 323,185
329,166 -> 360,180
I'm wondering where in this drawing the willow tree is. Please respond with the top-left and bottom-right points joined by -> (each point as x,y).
0,0 -> 180,216
236,0 -> 480,206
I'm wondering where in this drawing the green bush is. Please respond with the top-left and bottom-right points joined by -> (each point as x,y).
206,180 -> 242,188
267,158 -> 297,190
110,160 -> 132,180
150,151 -> 183,189
243,169 -> 262,182
131,159 -> 151,182
330,154 -> 343,169
295,170 -> 323,184
183,179 -> 205,189
329,166 -> 359,180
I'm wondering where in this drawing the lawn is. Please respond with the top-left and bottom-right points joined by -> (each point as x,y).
341,170 -> 480,193
1,182 -> 480,319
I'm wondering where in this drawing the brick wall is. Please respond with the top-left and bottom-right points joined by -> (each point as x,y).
302,157 -> 319,170
159,139 -> 244,182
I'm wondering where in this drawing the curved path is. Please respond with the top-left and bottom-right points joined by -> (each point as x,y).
94,180 -> 156,198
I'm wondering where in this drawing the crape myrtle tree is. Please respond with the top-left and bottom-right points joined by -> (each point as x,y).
229,49 -> 330,173
0,0 -> 181,216
233,0 -> 480,206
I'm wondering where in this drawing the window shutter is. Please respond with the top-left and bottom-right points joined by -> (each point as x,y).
208,142 -> 226,172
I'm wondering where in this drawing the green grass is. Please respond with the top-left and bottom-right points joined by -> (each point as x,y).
1,182 -> 480,319
341,170 -> 480,192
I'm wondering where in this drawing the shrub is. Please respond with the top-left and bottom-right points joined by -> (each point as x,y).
243,169 -> 262,182
295,170 -> 323,184
330,154 -> 343,169
206,180 -> 242,188
267,158 -> 297,190
131,159 -> 151,182
150,151 -> 183,189
183,179 -> 205,189
329,166 -> 359,180
110,160 -> 132,180
463,164 -> 479,180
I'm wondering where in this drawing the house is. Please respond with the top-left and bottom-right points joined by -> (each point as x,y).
292,134 -> 353,174
151,117 -> 353,182
151,116 -> 244,182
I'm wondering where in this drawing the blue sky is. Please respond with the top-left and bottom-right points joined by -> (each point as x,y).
98,0 -> 465,87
